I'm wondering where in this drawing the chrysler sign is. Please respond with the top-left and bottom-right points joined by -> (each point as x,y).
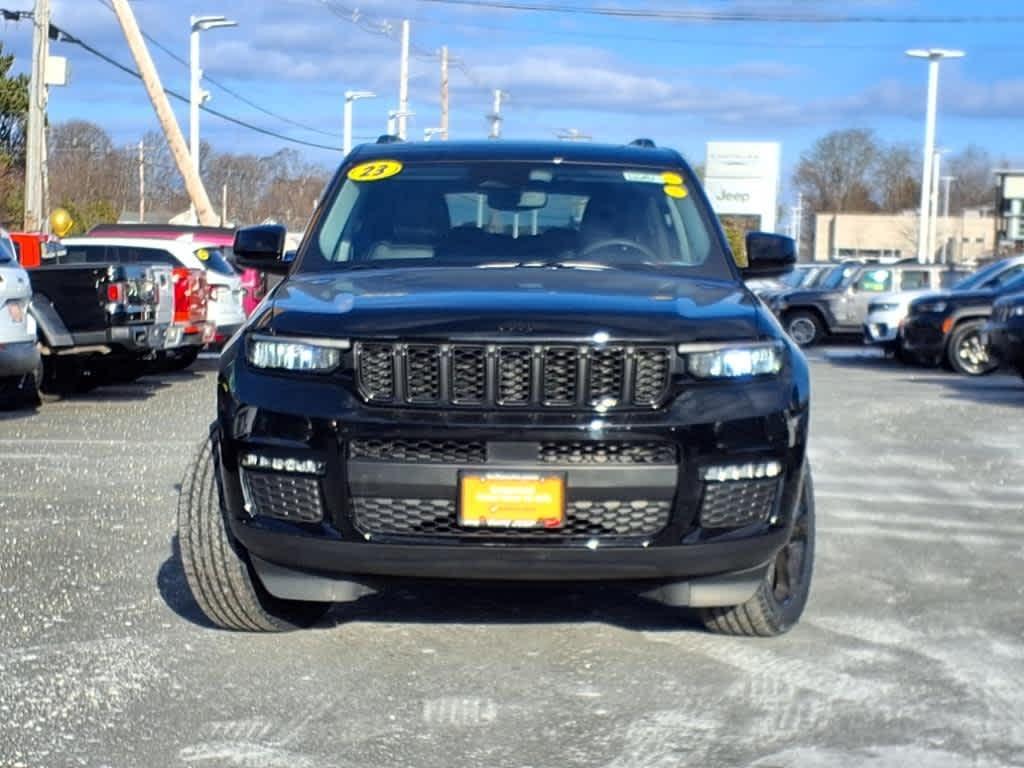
704,141 -> 781,232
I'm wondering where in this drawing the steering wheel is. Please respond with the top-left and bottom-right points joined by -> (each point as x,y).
579,238 -> 658,263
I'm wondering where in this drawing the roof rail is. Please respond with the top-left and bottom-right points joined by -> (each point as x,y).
376,134 -> 404,144
629,138 -> 656,148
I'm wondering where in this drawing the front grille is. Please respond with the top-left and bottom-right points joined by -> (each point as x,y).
242,471 -> 323,523
699,478 -> 778,529
538,441 -> 677,465
354,342 -> 674,410
349,439 -> 487,464
352,497 -> 671,539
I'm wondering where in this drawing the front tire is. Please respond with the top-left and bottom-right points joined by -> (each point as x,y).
947,320 -> 998,376
784,311 -> 824,347
177,434 -> 330,631
700,469 -> 815,637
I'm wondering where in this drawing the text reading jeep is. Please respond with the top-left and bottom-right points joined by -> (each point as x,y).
178,140 -> 814,636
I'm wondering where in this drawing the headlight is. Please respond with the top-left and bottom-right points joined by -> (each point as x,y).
913,300 -> 947,314
246,334 -> 348,372
682,341 -> 785,379
1012,305 -> 1024,318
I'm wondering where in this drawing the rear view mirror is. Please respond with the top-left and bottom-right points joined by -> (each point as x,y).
743,232 -> 796,279
233,225 -> 289,275
486,189 -> 548,211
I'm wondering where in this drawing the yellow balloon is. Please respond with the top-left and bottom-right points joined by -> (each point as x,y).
50,208 -> 74,237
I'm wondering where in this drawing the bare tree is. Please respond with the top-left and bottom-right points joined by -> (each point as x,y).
793,129 -> 881,215
874,144 -> 920,213
946,145 -> 998,214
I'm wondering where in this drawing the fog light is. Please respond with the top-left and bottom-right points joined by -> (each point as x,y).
240,453 -> 326,475
703,461 -> 782,483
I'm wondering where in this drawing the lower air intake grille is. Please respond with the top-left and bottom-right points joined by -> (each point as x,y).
538,441 -> 678,465
352,498 -> 671,539
242,471 -> 323,523
349,439 -> 487,464
699,478 -> 778,529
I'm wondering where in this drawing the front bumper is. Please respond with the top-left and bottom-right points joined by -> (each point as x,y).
983,318 -> 1024,368
900,313 -> 948,357
863,310 -> 905,346
0,340 -> 40,378
213,346 -> 810,590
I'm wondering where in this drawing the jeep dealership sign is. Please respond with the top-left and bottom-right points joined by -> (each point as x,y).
704,142 -> 781,233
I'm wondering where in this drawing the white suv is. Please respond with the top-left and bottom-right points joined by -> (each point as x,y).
61,237 -> 247,341
0,228 -> 41,407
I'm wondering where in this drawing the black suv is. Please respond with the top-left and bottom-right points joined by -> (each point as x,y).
178,140 -> 813,636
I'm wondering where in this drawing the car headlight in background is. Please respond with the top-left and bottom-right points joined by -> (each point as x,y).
246,334 -> 348,372
912,300 -> 948,314
682,341 -> 785,379
1012,305 -> 1024,318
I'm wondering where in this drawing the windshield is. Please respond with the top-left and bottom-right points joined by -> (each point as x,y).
0,231 -> 14,263
302,161 -> 731,279
818,264 -> 860,290
194,246 -> 237,276
953,260 -> 1016,290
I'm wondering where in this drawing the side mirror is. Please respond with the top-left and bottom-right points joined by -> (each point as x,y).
742,232 -> 796,279
233,225 -> 289,275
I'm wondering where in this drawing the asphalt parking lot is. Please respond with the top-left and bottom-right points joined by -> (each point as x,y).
1,350 -> 1022,768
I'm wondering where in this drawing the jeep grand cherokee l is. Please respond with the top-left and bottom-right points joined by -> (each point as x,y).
178,140 -> 813,636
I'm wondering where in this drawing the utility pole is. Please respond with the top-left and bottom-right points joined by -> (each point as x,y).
23,0 -> 49,232
488,90 -> 506,139
440,45 -> 449,141
221,183 -> 228,227
138,139 -> 145,224
110,0 -> 218,225
397,20 -> 410,140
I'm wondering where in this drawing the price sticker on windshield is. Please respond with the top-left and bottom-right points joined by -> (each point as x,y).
347,160 -> 403,182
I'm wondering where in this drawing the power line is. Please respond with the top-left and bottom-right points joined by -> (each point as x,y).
49,24 -> 343,152
413,0 -> 1024,24
90,0 -> 341,140
317,0 -> 496,91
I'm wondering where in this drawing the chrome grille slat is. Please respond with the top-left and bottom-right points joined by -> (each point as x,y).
354,341 -> 673,410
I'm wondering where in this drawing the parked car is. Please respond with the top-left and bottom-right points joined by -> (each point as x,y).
748,263 -> 828,299
8,231 -> 67,268
62,237 -> 244,346
863,268 -> 970,354
901,268 -> 1024,375
0,228 -> 42,407
768,262 -> 959,346
177,139 -> 814,637
87,224 -> 267,317
983,292 -> 1024,378
20,238 -> 165,396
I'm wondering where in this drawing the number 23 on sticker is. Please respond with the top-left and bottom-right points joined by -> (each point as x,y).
347,160 -> 403,182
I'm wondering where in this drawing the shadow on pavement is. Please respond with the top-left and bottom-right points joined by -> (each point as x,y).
157,535 -> 217,630
157,535 -> 707,634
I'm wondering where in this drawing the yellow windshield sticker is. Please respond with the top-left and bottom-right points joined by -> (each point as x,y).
196,248 -> 210,261
661,171 -> 683,186
347,160 -> 403,182
663,184 -> 688,199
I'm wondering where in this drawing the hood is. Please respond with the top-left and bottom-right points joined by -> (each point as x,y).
257,266 -> 762,342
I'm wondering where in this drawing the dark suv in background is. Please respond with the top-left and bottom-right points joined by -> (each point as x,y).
178,140 -> 813,637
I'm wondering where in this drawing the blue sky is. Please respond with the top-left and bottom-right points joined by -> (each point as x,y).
3,0 -> 1024,187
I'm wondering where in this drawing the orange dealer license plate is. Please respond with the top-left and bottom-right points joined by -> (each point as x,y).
459,473 -> 565,529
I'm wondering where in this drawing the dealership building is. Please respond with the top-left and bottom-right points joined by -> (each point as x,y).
813,209 -> 997,264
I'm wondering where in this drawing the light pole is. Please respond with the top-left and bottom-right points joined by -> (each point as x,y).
190,14 -> 237,221
941,175 -> 956,263
906,48 -> 964,263
387,110 -> 414,137
343,90 -> 375,156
